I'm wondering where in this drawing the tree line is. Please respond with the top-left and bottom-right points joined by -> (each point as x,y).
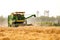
0,16 -> 7,26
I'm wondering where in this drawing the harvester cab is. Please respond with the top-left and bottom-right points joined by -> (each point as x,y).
8,12 -> 36,27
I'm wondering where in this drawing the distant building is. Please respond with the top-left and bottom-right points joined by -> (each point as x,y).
44,10 -> 49,17
36,11 -> 39,17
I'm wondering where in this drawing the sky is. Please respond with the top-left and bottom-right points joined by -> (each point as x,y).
0,0 -> 60,17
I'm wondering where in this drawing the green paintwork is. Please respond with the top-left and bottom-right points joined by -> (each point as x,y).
8,13 -> 36,27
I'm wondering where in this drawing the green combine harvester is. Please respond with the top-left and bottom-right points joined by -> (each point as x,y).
8,12 -> 36,27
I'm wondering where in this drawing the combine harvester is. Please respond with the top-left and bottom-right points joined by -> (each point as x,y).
8,12 -> 36,27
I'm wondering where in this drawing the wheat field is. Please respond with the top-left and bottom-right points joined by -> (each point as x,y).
0,26 -> 60,40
